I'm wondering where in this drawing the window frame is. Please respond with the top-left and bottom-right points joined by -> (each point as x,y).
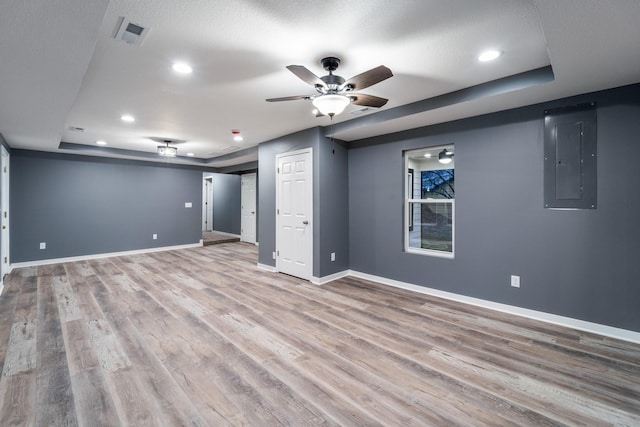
404,147 -> 455,259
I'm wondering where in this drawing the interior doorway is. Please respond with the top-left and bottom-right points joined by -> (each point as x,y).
241,173 -> 257,244
202,176 -> 213,232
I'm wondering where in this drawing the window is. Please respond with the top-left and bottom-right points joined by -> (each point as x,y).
405,146 -> 455,258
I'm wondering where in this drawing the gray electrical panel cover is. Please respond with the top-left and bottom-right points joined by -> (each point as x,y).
544,103 -> 597,209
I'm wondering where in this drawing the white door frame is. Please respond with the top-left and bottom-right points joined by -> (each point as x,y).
1,146 -> 10,286
275,148 -> 313,280
241,173 -> 257,244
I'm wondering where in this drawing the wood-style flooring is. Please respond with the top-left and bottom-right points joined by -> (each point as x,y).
0,243 -> 639,426
202,231 -> 240,246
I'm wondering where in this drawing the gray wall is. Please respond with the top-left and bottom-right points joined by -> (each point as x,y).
11,150 -> 203,262
257,127 -> 350,278
348,84 -> 640,332
318,136 -> 349,276
212,173 -> 241,235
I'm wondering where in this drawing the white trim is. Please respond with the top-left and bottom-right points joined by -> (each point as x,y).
348,270 -> 640,345
10,242 -> 202,269
257,263 -> 277,273
276,147 -> 313,158
311,269 -> 349,285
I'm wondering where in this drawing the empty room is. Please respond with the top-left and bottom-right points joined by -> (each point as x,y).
1,0 -> 639,425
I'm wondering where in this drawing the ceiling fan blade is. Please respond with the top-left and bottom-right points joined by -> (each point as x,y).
286,65 -> 326,87
350,93 -> 389,108
342,65 -> 393,91
266,95 -> 311,102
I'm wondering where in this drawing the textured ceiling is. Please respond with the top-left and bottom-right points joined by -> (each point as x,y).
0,0 -> 639,167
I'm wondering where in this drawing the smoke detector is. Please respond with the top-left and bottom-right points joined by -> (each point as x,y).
114,17 -> 149,45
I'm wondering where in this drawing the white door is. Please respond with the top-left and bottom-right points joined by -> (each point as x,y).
202,177 -> 213,232
1,146 -> 9,279
276,149 -> 312,280
241,173 -> 257,244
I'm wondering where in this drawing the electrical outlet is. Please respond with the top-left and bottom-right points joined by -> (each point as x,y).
511,275 -> 520,288
39,242 -> 46,250
153,234 -> 157,240
272,251 -> 276,259
331,252 -> 336,262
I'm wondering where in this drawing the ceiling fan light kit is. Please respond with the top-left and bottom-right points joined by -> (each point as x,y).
158,141 -> 178,157
312,94 -> 351,117
438,148 -> 454,164
267,57 -> 393,117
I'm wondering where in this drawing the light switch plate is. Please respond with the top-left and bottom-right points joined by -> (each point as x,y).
511,275 -> 520,288
185,202 -> 192,208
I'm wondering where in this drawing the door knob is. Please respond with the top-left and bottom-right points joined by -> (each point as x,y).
251,211 -> 255,214
302,220 -> 309,225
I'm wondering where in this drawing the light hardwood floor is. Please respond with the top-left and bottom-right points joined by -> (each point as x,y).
0,243 -> 639,426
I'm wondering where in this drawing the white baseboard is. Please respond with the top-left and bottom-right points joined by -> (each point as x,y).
10,242 -> 203,269
257,263 -> 277,273
311,270 -> 350,285
348,270 -> 640,345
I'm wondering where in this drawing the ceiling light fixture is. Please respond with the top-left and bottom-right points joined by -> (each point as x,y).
423,153 -> 432,158
232,130 -> 243,142
187,152 -> 195,157
121,114 -> 135,123
157,140 -> 177,157
312,94 -> 351,117
172,62 -> 193,74
438,148 -> 454,164
96,140 -> 107,146
478,50 -> 501,62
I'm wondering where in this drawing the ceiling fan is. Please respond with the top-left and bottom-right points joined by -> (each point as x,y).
266,57 -> 393,117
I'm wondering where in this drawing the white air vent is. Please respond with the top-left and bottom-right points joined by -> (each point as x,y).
114,17 -> 149,45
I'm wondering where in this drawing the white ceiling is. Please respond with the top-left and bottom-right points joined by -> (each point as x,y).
1,0 -> 639,168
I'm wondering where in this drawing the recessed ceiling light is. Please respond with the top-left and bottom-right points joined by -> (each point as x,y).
121,114 -> 135,123
478,50 -> 501,62
187,152 -> 194,157
232,130 -> 243,142
423,153 -> 432,158
172,62 -> 193,74
96,140 -> 107,146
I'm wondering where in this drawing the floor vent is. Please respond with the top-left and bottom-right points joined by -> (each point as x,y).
114,17 -> 150,45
